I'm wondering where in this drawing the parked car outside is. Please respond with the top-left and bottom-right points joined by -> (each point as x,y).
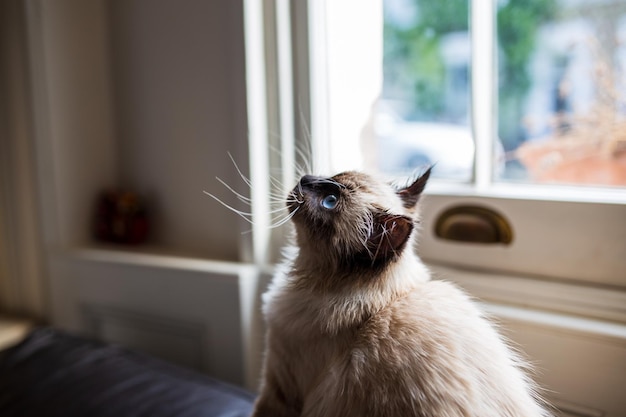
373,104 -> 503,181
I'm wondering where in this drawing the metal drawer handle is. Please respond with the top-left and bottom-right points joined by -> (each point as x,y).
434,205 -> 513,245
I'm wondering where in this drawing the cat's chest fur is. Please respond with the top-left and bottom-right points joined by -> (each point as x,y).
260,252 -> 547,417
262,252 -> 476,415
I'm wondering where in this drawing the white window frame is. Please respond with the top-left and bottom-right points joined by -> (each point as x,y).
247,0 -> 626,325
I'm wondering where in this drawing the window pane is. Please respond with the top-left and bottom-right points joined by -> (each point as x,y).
374,0 -> 473,181
498,0 -> 626,187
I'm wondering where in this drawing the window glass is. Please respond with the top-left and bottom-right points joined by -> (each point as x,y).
498,0 -> 626,187
374,0 -> 473,181
373,0 -> 626,189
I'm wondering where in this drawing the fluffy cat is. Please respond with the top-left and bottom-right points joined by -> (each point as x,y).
252,169 -> 551,417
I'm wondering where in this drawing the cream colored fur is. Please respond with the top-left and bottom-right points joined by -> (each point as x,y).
252,171 -> 551,417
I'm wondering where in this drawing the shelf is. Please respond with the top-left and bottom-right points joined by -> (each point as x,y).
61,244 -> 252,275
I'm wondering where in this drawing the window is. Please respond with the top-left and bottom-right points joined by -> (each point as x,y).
334,0 -> 626,188
497,0 -> 626,187
295,0 -> 626,322
244,1 -> 625,409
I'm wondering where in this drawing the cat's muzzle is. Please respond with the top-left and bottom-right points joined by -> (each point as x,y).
287,175 -> 323,213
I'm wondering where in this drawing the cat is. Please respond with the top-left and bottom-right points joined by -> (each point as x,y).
251,168 -> 551,417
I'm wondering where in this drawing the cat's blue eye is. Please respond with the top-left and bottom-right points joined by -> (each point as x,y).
321,195 -> 339,210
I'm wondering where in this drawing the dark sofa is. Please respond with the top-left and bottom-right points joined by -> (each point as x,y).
0,327 -> 255,417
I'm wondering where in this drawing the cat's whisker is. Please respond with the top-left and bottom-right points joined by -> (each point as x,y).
358,213 -> 375,260
266,130 -> 310,186
216,177 -> 253,205
263,172 -> 294,201
269,206 -> 299,229
205,189 -> 295,233
266,193 -> 291,203
266,205 -> 293,215
207,163 -> 298,233
269,175 -> 290,197
285,194 -> 303,204
372,226 -> 387,264
227,152 -> 253,188
294,110 -> 314,175
296,179 -> 304,199
216,175 -> 286,206
203,191 -> 256,224
294,144 -> 312,177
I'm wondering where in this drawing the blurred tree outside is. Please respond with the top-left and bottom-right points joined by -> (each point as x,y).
497,0 -> 556,152
382,0 -> 468,122
516,2 -> 626,186
380,0 -> 626,185
381,0 -> 556,151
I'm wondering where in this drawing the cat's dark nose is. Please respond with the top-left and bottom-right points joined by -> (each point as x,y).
299,175 -> 321,187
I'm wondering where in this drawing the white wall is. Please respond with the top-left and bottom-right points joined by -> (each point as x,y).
32,0 -> 250,260
109,0 -> 249,260
35,0 -> 119,247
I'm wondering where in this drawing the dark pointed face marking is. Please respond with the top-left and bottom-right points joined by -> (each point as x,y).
287,170 -> 430,277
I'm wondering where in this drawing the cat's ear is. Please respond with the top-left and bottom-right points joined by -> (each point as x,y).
397,166 -> 432,208
367,214 -> 413,261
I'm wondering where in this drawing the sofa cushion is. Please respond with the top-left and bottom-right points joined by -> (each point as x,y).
0,327 -> 255,417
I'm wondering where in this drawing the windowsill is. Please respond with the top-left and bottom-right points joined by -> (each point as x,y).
424,180 -> 626,205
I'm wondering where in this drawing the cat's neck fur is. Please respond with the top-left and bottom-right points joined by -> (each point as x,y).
265,239 -> 431,335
